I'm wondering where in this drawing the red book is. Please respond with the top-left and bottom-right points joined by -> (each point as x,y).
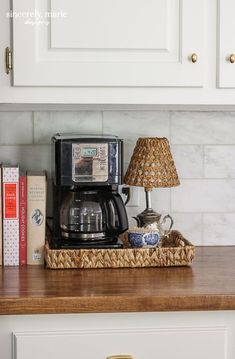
19,174 -> 27,265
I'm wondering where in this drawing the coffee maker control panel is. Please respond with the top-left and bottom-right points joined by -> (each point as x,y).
72,143 -> 108,182
52,135 -> 123,186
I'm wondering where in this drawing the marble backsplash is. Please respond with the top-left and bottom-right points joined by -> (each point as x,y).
1,110 -> 235,246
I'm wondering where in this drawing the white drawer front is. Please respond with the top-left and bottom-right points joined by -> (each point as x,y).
13,327 -> 226,359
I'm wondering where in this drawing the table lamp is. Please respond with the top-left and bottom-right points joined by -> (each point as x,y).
124,137 -> 180,227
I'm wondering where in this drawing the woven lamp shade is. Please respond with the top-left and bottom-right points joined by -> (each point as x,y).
124,137 -> 180,190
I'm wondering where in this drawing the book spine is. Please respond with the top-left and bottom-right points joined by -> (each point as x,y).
27,172 -> 46,265
3,166 -> 19,266
19,175 -> 27,265
0,168 -> 2,266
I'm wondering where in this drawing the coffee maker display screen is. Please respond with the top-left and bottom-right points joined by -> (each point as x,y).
81,148 -> 97,157
72,143 -> 108,182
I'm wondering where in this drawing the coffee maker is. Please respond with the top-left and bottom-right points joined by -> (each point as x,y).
51,134 -> 128,249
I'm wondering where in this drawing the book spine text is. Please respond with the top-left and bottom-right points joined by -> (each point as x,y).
27,173 -> 46,265
19,175 -> 27,265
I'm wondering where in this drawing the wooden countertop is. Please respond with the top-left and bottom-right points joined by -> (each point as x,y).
0,246 -> 235,315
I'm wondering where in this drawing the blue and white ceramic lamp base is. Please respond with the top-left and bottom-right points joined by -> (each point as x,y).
127,227 -> 161,248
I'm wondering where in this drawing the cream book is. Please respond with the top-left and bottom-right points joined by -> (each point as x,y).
27,171 -> 47,265
0,167 -> 2,266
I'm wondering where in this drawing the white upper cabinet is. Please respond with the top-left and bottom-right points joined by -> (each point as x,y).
3,0 -> 235,104
12,0 -> 204,87
217,0 -> 235,88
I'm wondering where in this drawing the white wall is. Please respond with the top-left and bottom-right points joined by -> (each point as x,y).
1,110 -> 235,246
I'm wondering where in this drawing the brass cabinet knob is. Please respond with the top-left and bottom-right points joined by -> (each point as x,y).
106,356 -> 134,359
191,53 -> 198,63
229,54 -> 235,63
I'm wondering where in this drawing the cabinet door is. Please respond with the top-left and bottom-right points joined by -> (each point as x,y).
13,326 -> 226,359
12,0 -> 204,87
217,0 -> 235,88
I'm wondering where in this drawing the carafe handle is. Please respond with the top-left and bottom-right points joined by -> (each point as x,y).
161,214 -> 174,236
112,192 -> 129,233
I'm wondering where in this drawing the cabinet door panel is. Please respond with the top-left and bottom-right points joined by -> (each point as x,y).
51,0 -> 168,50
217,0 -> 235,88
13,327 -> 226,359
12,0 -> 204,87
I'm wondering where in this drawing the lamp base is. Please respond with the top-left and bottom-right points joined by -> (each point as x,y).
133,208 -> 161,228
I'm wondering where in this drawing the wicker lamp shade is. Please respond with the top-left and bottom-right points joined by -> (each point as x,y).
124,137 -> 180,190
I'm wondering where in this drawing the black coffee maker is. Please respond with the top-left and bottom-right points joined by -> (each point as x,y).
52,134 -> 128,249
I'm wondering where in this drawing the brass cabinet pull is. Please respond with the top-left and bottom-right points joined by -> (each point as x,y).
106,356 -> 134,359
5,47 -> 13,74
191,53 -> 198,63
229,54 -> 235,63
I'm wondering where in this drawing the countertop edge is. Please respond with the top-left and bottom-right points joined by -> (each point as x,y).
2,295 -> 235,315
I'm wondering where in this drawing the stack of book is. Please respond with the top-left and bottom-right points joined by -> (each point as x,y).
0,166 -> 47,266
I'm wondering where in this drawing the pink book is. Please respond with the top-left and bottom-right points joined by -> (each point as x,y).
19,174 -> 27,265
0,167 -> 2,266
2,165 -> 19,266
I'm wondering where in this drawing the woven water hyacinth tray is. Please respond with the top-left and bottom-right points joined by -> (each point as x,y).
45,230 -> 195,269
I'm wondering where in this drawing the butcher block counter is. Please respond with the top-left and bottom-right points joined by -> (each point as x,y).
0,246 -> 235,315
1,246 -> 235,359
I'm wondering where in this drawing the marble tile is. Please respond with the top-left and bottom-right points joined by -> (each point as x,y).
0,145 -> 51,174
0,112 -> 32,144
123,162 -> 130,174
205,145 -> 235,178
2,109 -> 235,248
172,213 -> 203,245
171,111 -> 235,144
103,111 -> 170,162
171,179 -> 235,212
172,145 -> 204,179
151,187 -> 171,213
203,213 -> 235,245
33,111 -> 102,144
103,111 -> 170,138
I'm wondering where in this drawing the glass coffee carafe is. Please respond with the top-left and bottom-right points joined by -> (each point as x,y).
60,187 -> 128,242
